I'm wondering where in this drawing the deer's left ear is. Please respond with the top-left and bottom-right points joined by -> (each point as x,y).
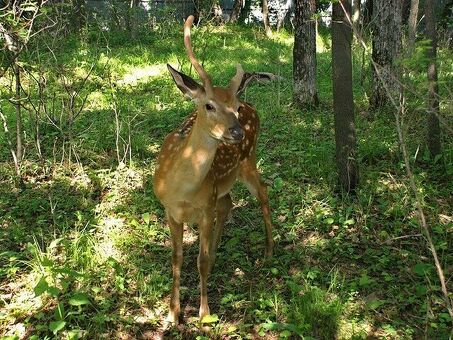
167,64 -> 205,100
236,72 -> 279,95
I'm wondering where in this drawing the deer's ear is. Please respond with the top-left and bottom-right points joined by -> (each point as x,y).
167,64 -> 204,100
236,72 -> 279,95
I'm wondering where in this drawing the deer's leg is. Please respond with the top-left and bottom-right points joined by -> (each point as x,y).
239,158 -> 274,257
167,215 -> 183,324
209,193 -> 233,273
198,210 -> 215,319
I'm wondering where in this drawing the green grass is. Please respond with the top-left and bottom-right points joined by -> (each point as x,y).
0,23 -> 452,339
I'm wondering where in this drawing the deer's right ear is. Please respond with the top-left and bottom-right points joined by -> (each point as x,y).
167,64 -> 204,100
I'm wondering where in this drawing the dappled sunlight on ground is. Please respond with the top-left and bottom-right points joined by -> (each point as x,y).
117,64 -> 167,87
1,21 -> 452,339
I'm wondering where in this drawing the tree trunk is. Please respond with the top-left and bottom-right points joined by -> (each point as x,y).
370,0 -> 402,110
126,0 -> 140,39
14,62 -> 23,163
407,0 -> 419,52
425,0 -> 441,157
332,0 -> 358,192
293,0 -> 318,108
230,0 -> 243,23
262,0 -> 272,36
363,0 -> 373,29
352,0 -> 361,26
239,0 -> 252,24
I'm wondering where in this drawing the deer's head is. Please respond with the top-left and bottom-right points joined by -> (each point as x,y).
167,16 -> 248,144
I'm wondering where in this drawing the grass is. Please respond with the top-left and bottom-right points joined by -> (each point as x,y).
0,22 -> 452,339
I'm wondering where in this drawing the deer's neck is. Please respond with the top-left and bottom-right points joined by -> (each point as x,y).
167,118 -> 219,195
184,121 -> 218,176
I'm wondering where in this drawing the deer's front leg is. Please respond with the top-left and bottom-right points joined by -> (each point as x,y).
167,215 -> 183,324
198,210 -> 215,319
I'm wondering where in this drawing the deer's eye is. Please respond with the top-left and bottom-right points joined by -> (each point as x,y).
205,103 -> 215,111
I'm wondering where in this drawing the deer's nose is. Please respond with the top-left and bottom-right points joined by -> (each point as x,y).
229,125 -> 244,141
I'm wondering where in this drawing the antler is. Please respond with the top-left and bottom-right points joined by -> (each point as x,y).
184,16 -> 213,94
229,64 -> 245,95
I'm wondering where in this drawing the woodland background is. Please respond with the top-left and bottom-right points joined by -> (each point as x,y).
0,0 -> 452,338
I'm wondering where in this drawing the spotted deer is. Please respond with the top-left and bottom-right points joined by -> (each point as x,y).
153,15 -> 274,324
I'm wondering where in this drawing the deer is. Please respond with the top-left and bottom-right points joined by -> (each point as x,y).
153,15 -> 274,325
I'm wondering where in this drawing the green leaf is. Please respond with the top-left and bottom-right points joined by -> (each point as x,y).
49,320 -> 66,334
273,177 -> 284,191
41,256 -> 54,267
367,299 -> 386,310
261,322 -> 280,330
415,284 -> 427,296
200,314 -> 219,323
324,217 -> 335,225
130,219 -> 140,228
48,238 -> 63,249
413,263 -> 432,276
47,286 -> 60,297
142,212 -> 150,224
226,325 -> 237,333
359,273 -> 374,287
279,329 -> 292,338
34,276 -> 49,296
67,330 -> 82,340
68,292 -> 91,306
54,302 -> 65,320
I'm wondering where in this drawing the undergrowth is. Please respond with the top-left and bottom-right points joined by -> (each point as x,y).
0,23 -> 452,339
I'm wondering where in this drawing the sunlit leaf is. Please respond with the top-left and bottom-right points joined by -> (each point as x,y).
34,276 -> 48,296
49,320 -> 66,334
201,314 -> 219,323
68,292 -> 91,306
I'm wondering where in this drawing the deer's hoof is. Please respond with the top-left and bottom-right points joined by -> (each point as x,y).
164,310 -> 179,327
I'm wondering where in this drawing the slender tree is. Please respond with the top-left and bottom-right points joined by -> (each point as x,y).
230,0 -> 243,23
363,0 -> 373,29
262,0 -> 272,36
425,0 -> 441,157
352,0 -> 361,26
407,0 -> 420,52
369,0 -> 402,109
332,0 -> 358,192
293,0 -> 318,108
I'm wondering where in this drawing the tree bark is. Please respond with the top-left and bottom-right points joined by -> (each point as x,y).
332,0 -> 358,192
370,0 -> 402,110
363,0 -> 373,29
425,0 -> 441,157
293,0 -> 318,108
352,0 -> 361,26
14,62 -> 23,163
262,0 -> 272,36
407,0 -> 419,52
230,0 -> 243,23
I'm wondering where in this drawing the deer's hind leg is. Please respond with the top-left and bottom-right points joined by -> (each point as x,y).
167,214 -> 183,324
239,157 -> 273,257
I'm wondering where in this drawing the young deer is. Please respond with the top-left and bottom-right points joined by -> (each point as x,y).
153,16 -> 274,324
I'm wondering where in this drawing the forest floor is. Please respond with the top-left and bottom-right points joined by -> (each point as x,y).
1,23 -> 452,339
